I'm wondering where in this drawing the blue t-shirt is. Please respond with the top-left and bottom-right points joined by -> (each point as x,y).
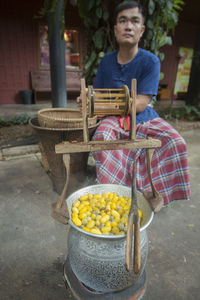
93,48 -> 160,123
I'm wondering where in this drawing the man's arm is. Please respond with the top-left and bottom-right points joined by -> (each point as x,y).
136,94 -> 151,113
128,94 -> 152,114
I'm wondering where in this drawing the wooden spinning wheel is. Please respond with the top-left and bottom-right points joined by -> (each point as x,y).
53,78 -> 163,274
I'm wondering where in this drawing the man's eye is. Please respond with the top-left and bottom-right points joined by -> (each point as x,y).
119,19 -> 126,23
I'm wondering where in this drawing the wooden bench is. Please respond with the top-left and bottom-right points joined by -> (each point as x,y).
30,70 -> 82,103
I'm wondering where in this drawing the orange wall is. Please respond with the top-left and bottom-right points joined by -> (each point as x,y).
0,0 -> 84,104
0,1 -> 41,103
0,0 -> 199,104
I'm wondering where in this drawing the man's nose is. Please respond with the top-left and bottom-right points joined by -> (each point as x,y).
125,24 -> 132,31
125,20 -> 133,30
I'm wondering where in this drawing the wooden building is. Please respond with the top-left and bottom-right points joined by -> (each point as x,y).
159,0 -> 200,102
0,0 -> 199,105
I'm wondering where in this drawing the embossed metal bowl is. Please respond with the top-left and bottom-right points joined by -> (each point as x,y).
66,184 -> 154,292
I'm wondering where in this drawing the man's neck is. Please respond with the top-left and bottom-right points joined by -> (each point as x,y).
117,45 -> 139,65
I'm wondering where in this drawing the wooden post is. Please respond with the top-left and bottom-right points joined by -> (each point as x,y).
130,79 -> 137,140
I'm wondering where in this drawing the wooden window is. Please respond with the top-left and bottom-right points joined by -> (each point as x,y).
39,25 -> 80,69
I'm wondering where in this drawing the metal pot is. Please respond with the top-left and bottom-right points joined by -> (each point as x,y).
66,184 -> 153,293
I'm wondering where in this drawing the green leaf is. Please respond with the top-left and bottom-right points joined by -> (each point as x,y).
96,6 -> 102,18
98,51 -> 105,58
84,51 -> 97,71
86,1 -> 95,11
103,10 -> 109,21
93,28 -> 104,49
165,36 -> 172,46
77,0 -> 87,17
159,72 -> 164,80
146,28 -> 154,41
84,18 -> 90,28
159,52 -> 165,61
166,1 -> 173,10
148,0 -> 155,15
147,19 -> 154,29
150,39 -> 156,51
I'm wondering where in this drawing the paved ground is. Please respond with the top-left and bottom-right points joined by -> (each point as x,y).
0,104 -> 200,299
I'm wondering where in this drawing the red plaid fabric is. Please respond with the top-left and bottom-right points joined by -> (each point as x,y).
92,116 -> 190,206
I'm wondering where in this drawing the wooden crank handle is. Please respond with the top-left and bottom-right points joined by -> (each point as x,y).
56,154 -> 70,214
133,215 -> 141,274
125,213 -> 134,271
125,161 -> 141,273
125,213 -> 141,273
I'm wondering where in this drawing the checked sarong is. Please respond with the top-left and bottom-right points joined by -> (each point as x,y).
92,117 -> 190,206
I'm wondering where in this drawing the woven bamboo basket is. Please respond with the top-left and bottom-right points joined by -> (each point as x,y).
29,117 -> 100,194
38,108 -> 97,129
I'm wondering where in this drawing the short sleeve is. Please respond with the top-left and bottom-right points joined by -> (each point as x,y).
137,57 -> 160,96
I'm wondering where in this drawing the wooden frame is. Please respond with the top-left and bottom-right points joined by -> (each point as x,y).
39,25 -> 81,70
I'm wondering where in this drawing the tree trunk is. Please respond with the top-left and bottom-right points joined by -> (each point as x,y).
47,0 -> 67,108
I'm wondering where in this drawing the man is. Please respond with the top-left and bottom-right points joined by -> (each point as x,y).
88,0 -> 190,210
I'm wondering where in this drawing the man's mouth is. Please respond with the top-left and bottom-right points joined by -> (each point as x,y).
123,34 -> 133,38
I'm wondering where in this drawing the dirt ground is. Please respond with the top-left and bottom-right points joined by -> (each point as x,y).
0,124 -> 32,140
1,123 -> 200,299
0,123 -> 37,148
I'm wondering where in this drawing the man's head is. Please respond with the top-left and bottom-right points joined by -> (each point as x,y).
114,1 -> 145,25
114,1 -> 145,48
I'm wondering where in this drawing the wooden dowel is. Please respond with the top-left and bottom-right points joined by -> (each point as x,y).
94,104 -> 125,110
94,88 -> 124,91
81,78 -> 89,143
94,100 -> 126,104
94,93 -> 125,98
126,213 -> 134,271
130,79 -> 137,140
125,162 -> 141,273
133,214 -> 141,273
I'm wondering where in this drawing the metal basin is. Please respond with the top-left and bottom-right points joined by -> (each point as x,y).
66,184 -> 154,293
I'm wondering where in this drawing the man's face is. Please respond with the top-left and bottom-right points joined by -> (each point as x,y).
114,7 -> 145,47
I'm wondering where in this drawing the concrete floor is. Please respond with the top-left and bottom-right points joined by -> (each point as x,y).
0,104 -> 200,299
0,101 -> 78,119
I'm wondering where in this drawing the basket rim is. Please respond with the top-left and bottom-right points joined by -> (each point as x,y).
38,108 -> 97,123
38,108 -> 81,113
29,117 -> 100,131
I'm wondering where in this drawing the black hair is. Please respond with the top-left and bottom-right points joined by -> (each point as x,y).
114,1 -> 145,24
